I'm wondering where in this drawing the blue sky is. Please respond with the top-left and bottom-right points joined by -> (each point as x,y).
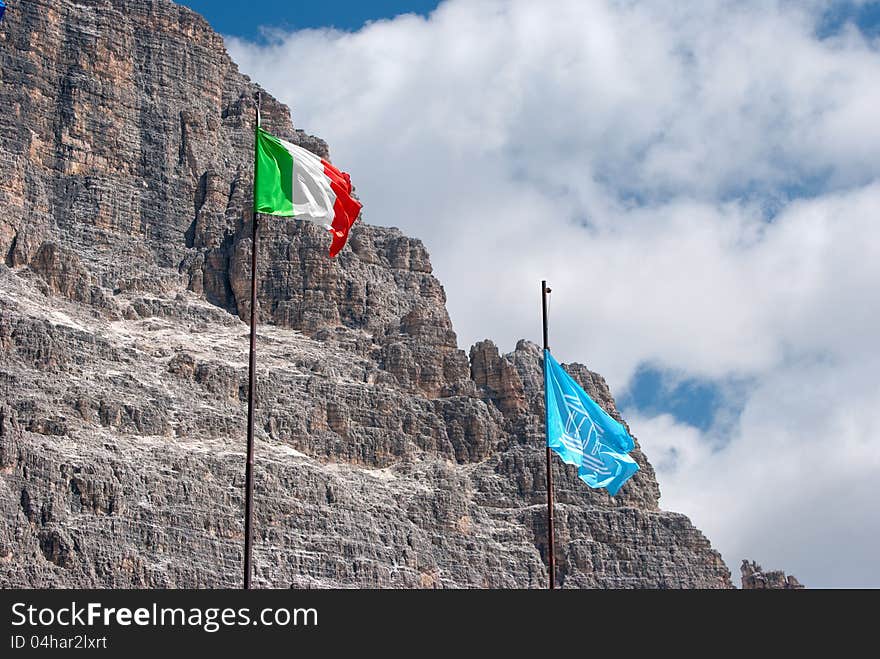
177,1 -> 441,39
204,1 -> 880,586
818,0 -> 880,37
180,0 -> 880,41
618,367 -> 749,435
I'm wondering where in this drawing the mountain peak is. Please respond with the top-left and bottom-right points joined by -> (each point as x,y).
0,0 -> 732,588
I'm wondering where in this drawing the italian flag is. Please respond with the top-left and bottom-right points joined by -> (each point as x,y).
254,127 -> 362,257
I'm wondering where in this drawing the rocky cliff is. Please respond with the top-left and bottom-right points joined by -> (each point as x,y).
0,0 -> 732,588
741,561 -> 804,589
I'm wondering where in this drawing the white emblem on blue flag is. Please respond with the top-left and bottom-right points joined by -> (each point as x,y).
559,393 -> 611,474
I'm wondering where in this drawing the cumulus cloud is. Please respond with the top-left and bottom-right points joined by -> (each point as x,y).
227,0 -> 880,587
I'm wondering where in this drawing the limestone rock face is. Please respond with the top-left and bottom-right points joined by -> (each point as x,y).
470,339 -> 527,416
0,0 -> 732,588
741,560 -> 804,589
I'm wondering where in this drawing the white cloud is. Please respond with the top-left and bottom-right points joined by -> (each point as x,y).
630,347 -> 880,587
227,0 -> 880,587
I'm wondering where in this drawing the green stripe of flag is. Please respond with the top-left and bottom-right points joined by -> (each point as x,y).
254,127 -> 295,216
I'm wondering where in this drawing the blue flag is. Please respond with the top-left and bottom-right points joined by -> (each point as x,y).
544,349 -> 639,495
0,1 -> 6,21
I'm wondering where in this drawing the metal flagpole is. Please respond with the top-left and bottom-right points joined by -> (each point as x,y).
243,92 -> 261,590
542,280 -> 555,590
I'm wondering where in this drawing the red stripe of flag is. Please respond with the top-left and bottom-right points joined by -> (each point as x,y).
321,159 -> 362,257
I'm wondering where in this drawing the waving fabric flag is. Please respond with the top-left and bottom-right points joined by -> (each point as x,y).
254,127 -> 361,257
544,350 -> 639,495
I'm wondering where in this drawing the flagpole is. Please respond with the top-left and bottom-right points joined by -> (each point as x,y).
243,92 -> 261,590
542,280 -> 555,590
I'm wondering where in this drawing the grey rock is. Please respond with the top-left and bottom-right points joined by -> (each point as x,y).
741,560 -> 804,589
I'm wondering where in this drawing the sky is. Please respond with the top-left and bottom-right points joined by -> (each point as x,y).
176,1 -> 442,39
183,0 -> 880,588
